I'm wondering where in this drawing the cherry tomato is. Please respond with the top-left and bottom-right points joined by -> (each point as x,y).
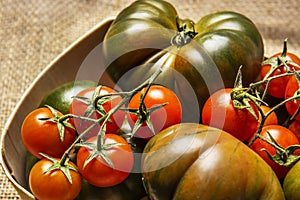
250,125 -> 300,179
202,88 -> 259,142
288,120 -> 300,142
21,107 -> 76,159
285,75 -> 300,121
76,134 -> 134,187
127,85 -> 182,140
259,105 -> 278,126
260,44 -> 300,99
29,158 -> 82,200
69,86 -> 125,139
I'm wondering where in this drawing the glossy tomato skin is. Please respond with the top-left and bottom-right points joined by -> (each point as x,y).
103,0 -> 263,121
127,85 -> 182,140
261,64 -> 295,99
29,158 -> 82,200
76,134 -> 147,200
142,123 -> 285,200
259,105 -> 278,126
21,107 -> 76,159
69,86 -> 125,139
250,125 -> 300,179
261,51 -> 300,99
76,134 -> 134,187
39,80 -> 97,114
285,75 -> 300,121
201,88 -> 259,142
283,160 -> 300,200
288,120 -> 300,141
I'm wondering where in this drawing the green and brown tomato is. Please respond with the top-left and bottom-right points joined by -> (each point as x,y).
283,160 -> 300,200
142,123 -> 285,200
40,80 -> 97,114
103,0 -> 264,122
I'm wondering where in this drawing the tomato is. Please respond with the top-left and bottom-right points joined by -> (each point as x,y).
76,133 -> 147,199
69,86 -> 126,139
76,174 -> 146,200
285,75 -> 300,121
288,120 -> 300,142
259,105 -> 278,126
127,85 -> 182,140
142,123 -> 285,199
29,158 -> 82,200
76,134 -> 134,187
201,88 -> 259,142
39,80 -> 97,114
21,107 -> 76,159
103,0 -> 264,121
260,41 -> 300,99
250,125 -> 300,179
283,160 -> 300,200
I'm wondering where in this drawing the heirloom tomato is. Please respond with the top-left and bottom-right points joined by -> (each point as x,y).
142,123 -> 285,200
285,75 -> 300,121
283,160 -> 300,200
250,125 -> 300,179
69,86 -> 125,139
103,0 -> 264,121
76,134 -> 134,187
127,85 -> 182,140
29,158 -> 82,200
21,107 -> 76,159
201,88 -> 259,142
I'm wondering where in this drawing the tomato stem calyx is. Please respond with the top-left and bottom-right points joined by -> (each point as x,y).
39,153 -> 78,184
258,132 -> 300,167
172,18 -> 197,47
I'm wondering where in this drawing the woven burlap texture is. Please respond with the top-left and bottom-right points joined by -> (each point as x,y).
1,0 -> 299,199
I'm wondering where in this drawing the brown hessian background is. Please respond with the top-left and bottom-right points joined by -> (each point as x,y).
1,0 -> 300,199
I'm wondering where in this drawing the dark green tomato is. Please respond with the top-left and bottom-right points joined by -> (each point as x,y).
142,123 -> 285,200
76,173 -> 146,200
103,0 -> 264,122
283,161 -> 300,200
39,80 -> 97,114
25,151 -> 39,186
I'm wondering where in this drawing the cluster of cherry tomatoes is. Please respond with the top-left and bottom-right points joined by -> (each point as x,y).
201,40 -> 300,180
21,84 -> 182,200
21,39 -> 300,199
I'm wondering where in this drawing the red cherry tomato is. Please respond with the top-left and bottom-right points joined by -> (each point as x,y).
21,107 -> 76,159
250,125 -> 300,179
202,88 -> 259,142
288,120 -> 300,142
70,86 -> 126,139
76,134 -> 134,187
127,85 -> 182,140
259,105 -> 278,126
285,75 -> 300,121
260,42 -> 300,99
29,158 -> 82,200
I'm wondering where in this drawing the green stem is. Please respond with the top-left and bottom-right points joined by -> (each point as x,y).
96,66 -> 163,151
248,91 -> 300,147
59,66 -> 162,164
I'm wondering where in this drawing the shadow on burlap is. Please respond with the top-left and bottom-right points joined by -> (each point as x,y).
0,0 -> 299,199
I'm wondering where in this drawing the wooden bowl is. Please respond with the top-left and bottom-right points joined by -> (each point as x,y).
0,17 -> 115,200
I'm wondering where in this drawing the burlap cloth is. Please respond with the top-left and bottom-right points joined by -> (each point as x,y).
0,0 -> 299,199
